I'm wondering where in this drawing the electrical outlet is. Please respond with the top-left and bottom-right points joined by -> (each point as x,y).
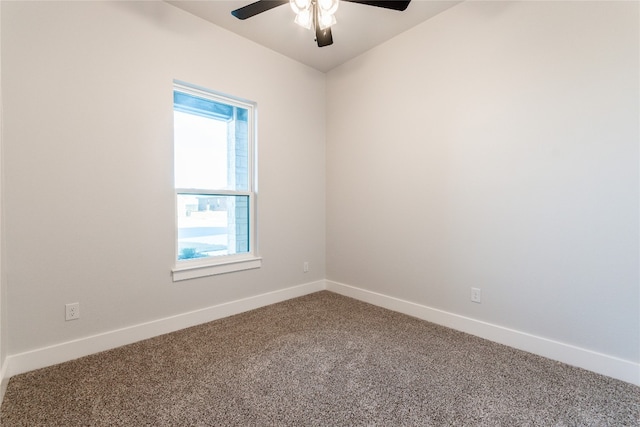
471,288 -> 481,304
303,261 -> 309,273
65,303 -> 80,321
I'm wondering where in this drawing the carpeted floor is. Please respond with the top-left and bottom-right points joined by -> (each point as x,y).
1,291 -> 638,426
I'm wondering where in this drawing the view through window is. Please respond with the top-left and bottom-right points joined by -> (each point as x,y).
173,83 -> 255,265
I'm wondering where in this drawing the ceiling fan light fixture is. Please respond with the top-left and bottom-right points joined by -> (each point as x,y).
317,10 -> 337,30
294,8 -> 313,29
317,0 -> 339,15
290,0 -> 312,14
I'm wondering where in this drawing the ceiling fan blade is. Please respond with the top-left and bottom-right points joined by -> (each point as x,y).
315,25 -> 333,47
342,0 -> 411,11
231,0 -> 289,20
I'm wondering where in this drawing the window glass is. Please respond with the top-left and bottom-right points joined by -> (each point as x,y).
176,194 -> 250,259
173,83 -> 255,268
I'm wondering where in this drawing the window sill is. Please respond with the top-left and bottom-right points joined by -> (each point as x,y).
172,256 -> 262,282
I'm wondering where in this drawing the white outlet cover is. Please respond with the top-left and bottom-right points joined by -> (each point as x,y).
471,288 -> 482,303
65,303 -> 80,320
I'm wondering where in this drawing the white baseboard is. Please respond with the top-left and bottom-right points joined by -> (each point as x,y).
5,280 -> 325,380
4,279 -> 638,389
0,359 -> 8,404
326,280 -> 640,386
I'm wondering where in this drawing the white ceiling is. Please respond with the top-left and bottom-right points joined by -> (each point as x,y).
167,0 -> 462,72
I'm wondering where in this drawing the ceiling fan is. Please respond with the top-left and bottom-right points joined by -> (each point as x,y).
231,0 -> 411,47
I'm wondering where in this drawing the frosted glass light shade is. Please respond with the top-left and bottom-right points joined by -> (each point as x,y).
290,0 -> 312,14
318,10 -> 337,30
317,0 -> 339,15
294,8 -> 313,29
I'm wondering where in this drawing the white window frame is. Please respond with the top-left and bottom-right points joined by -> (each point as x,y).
171,81 -> 261,281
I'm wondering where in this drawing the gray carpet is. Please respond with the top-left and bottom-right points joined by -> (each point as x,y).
1,291 -> 638,426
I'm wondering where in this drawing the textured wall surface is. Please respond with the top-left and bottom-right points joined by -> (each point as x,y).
327,1 -> 639,362
1,0 -> 326,354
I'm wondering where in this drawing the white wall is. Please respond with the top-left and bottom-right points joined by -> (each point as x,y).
1,0 -> 638,388
1,1 -> 326,357
0,0 -> 5,399
327,0 -> 639,365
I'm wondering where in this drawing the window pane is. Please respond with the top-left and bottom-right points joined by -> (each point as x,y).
174,91 -> 250,192
174,111 -> 228,190
177,194 -> 250,260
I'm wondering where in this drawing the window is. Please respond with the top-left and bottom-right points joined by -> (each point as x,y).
172,82 -> 260,281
